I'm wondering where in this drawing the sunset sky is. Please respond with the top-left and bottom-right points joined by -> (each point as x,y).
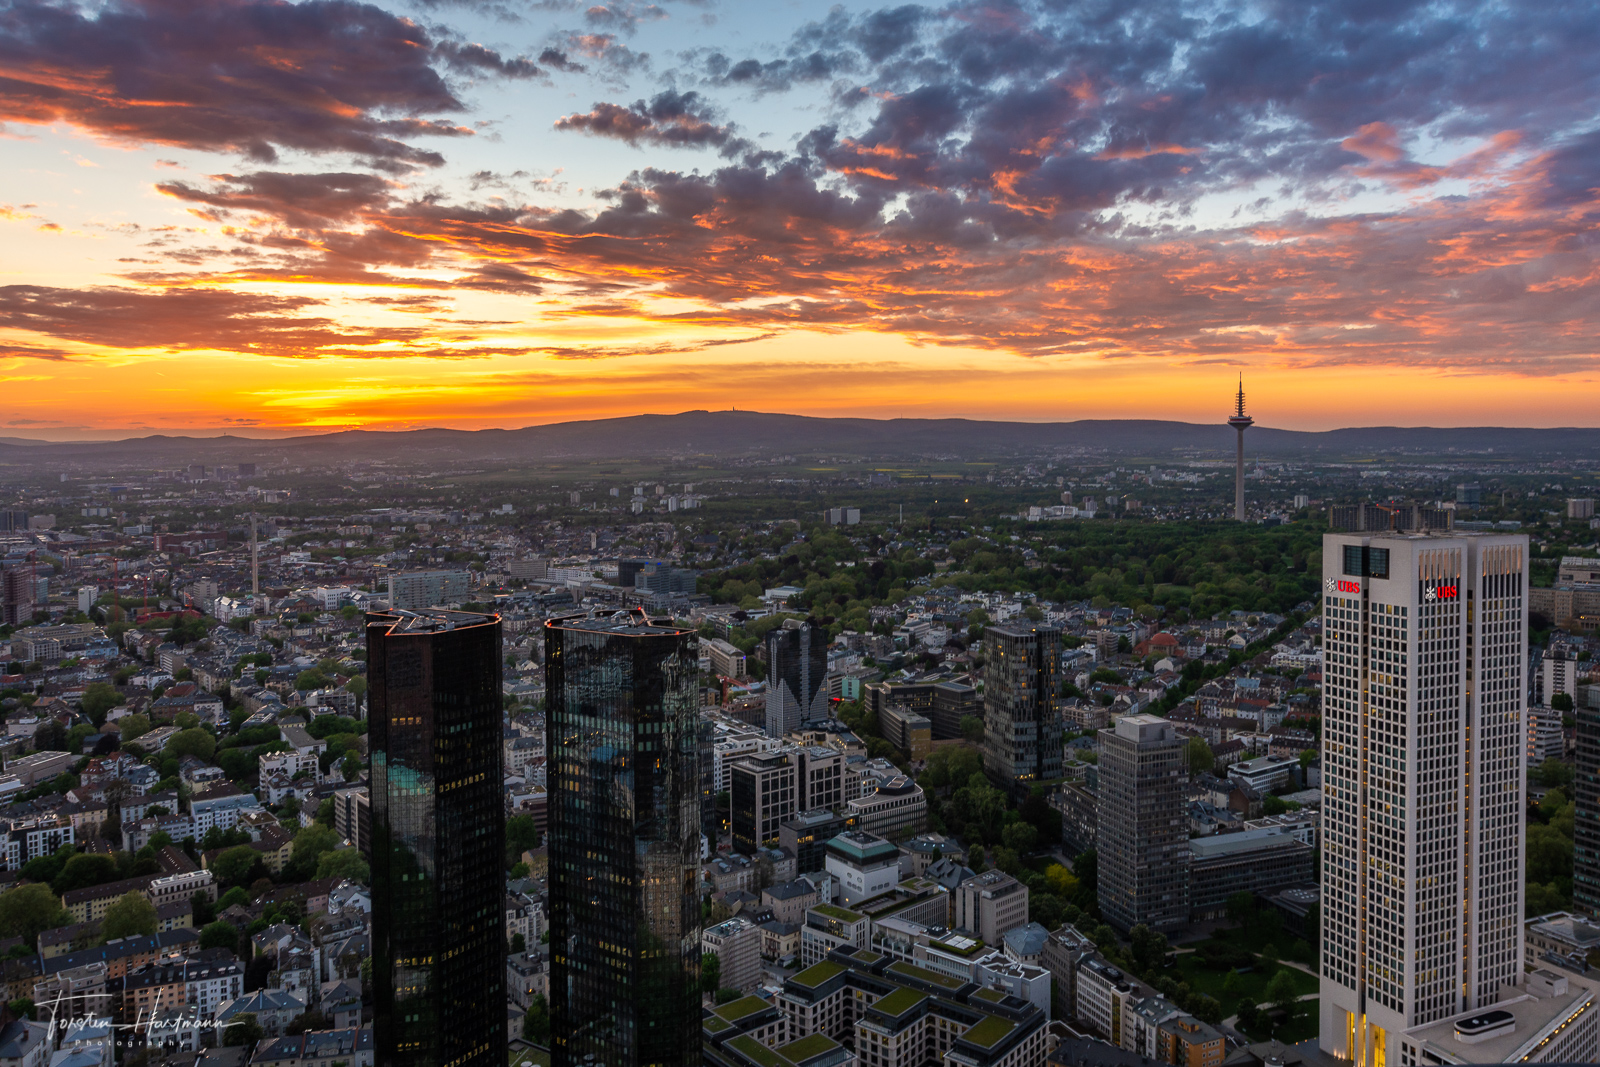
2,0 -> 1598,438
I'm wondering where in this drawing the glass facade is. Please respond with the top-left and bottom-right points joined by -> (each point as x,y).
545,610 -> 702,1067
368,609 -> 506,1066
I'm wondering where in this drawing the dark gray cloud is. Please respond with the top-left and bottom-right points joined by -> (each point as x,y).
556,90 -> 748,154
0,0 -> 543,168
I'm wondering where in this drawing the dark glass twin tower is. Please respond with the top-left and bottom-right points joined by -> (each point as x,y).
368,610 -> 507,1066
544,610 -> 703,1067
368,606 -> 703,1067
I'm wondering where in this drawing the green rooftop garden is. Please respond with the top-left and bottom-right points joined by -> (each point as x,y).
886,961 -> 966,990
970,988 -> 1007,1004
790,960 -> 846,988
777,1035 -> 841,1064
871,986 -> 929,1018
728,1035 -> 787,1067
810,903 -> 863,922
713,996 -> 773,1024
962,1015 -> 1017,1049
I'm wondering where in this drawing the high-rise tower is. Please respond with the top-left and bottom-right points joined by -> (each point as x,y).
981,621 -> 1062,795
1096,714 -> 1190,932
545,609 -> 702,1067
367,608 -> 506,1067
1319,533 -> 1528,1063
765,618 -> 829,738
1228,376 -> 1254,521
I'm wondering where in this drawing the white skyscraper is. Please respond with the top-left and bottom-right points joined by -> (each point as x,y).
1320,532 -> 1529,1065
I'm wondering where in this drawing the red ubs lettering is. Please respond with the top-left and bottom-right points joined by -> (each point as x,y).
1337,580 -> 1361,593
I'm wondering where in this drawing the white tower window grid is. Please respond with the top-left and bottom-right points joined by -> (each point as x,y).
1318,534 -> 1527,1067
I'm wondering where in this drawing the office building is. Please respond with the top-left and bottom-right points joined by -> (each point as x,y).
778,810 -> 851,875
544,609 -> 702,1067
1530,555 -> 1600,632
953,870 -> 1030,946
705,638 -> 747,678
1540,650 -> 1580,707
981,622 -> 1062,794
878,704 -> 932,760
1097,715 -> 1189,933
825,831 -> 900,907
1569,498 -> 1595,521
731,750 -> 798,853
367,609 -> 506,1066
765,620 -> 829,739
386,570 -> 471,612
633,562 -> 697,596
1187,828 -> 1314,922
864,679 -> 979,741
1,566 -> 36,627
846,775 -> 928,840
1319,532 -> 1529,1062
702,918 -> 763,995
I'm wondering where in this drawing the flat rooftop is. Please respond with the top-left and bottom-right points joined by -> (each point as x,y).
546,610 -> 693,636
368,609 -> 498,633
1404,972 -> 1598,1063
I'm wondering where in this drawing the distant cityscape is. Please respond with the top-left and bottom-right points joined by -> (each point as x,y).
0,414 -> 1597,1067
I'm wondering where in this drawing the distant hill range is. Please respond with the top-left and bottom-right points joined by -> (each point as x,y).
1,410 -> 1596,466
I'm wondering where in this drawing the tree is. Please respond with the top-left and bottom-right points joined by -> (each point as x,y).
315,798 -> 335,828
506,814 -> 540,868
1001,822 -> 1038,855
1265,969 -> 1299,1016
118,714 -> 152,741
511,932 -> 525,954
1221,970 -> 1245,1006
1235,1002 -> 1261,1034
0,884 -> 69,947
316,848 -> 370,885
222,1012 -> 264,1048
959,714 -> 986,744
33,720 -> 68,752
100,892 -> 158,942
52,857 -> 118,895
200,921 -> 240,953
294,669 -> 330,691
211,845 -> 261,887
1227,891 -> 1256,928
288,824 -> 340,880
1184,736 -> 1214,777
192,891 -> 216,927
1129,924 -> 1169,974
1258,944 -> 1280,976
1552,692 -> 1575,714
1536,758 -> 1575,790
700,951 -> 722,995
80,683 -> 120,726
167,728 -> 216,761
523,994 -> 551,1045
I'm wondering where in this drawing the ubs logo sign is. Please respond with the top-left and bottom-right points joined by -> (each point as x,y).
1424,584 -> 1458,601
1326,579 -> 1361,594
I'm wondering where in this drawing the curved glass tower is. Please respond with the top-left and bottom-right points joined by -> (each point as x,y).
368,609 -> 506,1066
545,609 -> 702,1067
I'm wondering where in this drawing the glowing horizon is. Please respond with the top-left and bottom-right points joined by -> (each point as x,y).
3,0 -> 1598,439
